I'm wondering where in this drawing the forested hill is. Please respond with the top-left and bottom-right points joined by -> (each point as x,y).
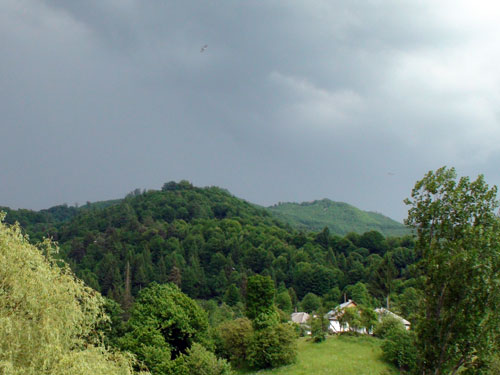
267,199 -> 410,236
1,181 -> 418,321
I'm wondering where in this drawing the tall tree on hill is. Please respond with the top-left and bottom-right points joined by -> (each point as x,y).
245,275 -> 277,325
370,253 -> 398,308
405,167 -> 500,374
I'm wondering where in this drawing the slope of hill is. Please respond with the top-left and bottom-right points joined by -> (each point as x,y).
267,199 -> 410,236
240,335 -> 398,375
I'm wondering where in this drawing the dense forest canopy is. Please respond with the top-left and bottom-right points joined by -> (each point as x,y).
1,181 -> 418,320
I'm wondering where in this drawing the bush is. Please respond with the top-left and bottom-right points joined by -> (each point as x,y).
373,314 -> 406,338
217,318 -> 253,367
174,343 -> 234,375
381,329 -> 417,371
246,323 -> 297,369
311,315 -> 327,343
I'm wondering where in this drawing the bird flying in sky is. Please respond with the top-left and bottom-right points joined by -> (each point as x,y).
200,44 -> 208,53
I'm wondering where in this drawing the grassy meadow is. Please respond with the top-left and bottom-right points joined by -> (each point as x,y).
239,335 -> 399,375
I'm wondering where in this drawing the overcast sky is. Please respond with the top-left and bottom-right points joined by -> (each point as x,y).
2,0 -> 500,221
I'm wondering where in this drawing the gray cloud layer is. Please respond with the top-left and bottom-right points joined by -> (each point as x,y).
2,0 -> 500,221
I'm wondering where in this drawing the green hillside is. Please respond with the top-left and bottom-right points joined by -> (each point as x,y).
268,199 -> 410,236
1,182 -> 417,307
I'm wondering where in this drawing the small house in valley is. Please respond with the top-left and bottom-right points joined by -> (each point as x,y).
291,312 -> 311,335
326,300 -> 367,334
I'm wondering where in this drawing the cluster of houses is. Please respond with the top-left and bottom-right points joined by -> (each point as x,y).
291,299 -> 410,334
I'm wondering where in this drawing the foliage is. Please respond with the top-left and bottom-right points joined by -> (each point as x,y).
245,275 -> 279,328
405,167 -> 500,374
322,287 -> 341,309
373,314 -> 406,339
224,284 -> 241,306
118,282 -> 209,373
175,343 -> 233,375
338,307 -> 362,333
310,311 -> 328,343
0,215 -> 135,375
246,323 -> 298,369
359,306 -> 378,333
217,318 -> 253,367
275,291 -> 292,313
300,292 -> 322,313
344,282 -> 372,307
381,329 -> 417,372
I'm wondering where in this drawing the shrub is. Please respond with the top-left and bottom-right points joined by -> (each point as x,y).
381,329 -> 417,371
311,315 -> 327,343
217,318 -> 253,367
373,314 -> 406,339
174,343 -> 234,375
246,323 -> 297,369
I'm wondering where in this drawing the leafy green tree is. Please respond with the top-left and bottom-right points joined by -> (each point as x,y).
359,231 -> 387,254
373,314 -> 406,339
393,286 -> 421,321
217,318 -> 253,367
246,323 -> 297,369
300,293 -> 322,313
381,329 -> 417,372
344,282 -> 372,307
223,284 -> 241,307
338,307 -> 362,333
311,308 -> 329,343
359,306 -> 378,333
119,282 -> 210,373
370,253 -> 398,308
245,275 -> 277,323
275,290 -> 292,313
405,167 -> 500,374
0,216 -> 134,375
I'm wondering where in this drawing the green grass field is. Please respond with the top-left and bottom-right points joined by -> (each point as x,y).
239,335 -> 399,375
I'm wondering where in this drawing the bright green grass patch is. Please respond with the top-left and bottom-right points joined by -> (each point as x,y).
239,335 -> 399,375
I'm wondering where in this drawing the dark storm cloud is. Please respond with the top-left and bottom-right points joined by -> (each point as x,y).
2,0 -> 500,221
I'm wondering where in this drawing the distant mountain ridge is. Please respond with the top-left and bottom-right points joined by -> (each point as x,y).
267,198 -> 410,236
1,188 -> 409,239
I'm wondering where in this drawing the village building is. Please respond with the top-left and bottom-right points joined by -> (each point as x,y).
326,300 -> 367,334
291,311 -> 311,335
326,300 -> 411,334
291,311 -> 310,325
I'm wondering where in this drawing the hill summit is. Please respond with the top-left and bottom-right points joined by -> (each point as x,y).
267,198 -> 409,236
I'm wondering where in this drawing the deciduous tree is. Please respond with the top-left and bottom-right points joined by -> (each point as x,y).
405,167 -> 500,374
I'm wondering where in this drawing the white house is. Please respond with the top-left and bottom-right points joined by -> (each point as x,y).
326,300 -> 368,334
